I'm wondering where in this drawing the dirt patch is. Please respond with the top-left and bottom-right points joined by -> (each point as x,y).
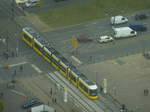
25,14 -> 51,32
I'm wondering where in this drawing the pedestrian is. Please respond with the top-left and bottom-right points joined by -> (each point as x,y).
89,55 -> 92,62
4,51 -> 9,60
20,65 -> 23,71
11,51 -> 14,57
50,88 -> 53,96
47,101 -> 49,105
52,98 -> 55,103
144,89 -> 149,96
54,98 -> 57,103
14,69 -> 17,76
0,92 -> 3,97
120,104 -> 127,112
100,86 -> 103,92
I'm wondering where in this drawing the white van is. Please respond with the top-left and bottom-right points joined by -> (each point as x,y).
97,35 -> 114,43
110,15 -> 128,25
113,27 -> 137,38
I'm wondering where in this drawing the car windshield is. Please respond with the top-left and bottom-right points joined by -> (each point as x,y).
122,18 -> 125,20
131,31 -> 135,34
28,0 -> 37,4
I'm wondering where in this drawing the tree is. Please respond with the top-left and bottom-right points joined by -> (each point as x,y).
0,100 -> 4,112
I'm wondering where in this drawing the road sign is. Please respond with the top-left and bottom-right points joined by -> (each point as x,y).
71,39 -> 79,47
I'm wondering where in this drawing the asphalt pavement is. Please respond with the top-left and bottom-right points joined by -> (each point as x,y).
1,0 -> 150,111
40,9 -> 150,65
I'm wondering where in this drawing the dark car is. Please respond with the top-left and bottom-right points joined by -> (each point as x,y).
77,34 -> 93,42
129,24 -> 147,31
21,98 -> 43,109
143,52 -> 150,59
135,14 -> 148,20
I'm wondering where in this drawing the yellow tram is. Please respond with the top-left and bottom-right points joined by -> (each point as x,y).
22,27 -> 98,100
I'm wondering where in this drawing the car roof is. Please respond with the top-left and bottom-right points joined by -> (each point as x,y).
100,35 -> 111,39
112,15 -> 124,18
113,27 -> 133,32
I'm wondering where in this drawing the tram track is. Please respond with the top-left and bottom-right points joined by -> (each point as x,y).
19,75 -> 66,112
96,94 -> 121,112
47,72 -> 95,112
94,100 -> 114,112
29,76 -> 66,112
46,71 -> 110,112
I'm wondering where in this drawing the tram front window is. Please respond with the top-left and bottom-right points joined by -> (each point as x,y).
90,89 -> 98,96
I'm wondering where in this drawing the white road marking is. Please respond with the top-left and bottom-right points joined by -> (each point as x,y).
11,89 -> 27,98
9,61 -> 27,68
31,64 -> 42,73
71,56 -> 82,65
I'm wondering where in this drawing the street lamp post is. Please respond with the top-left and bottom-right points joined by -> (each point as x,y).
16,39 -> 19,57
15,33 -> 19,57
6,36 -> 9,52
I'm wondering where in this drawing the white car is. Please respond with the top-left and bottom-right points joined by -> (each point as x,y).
25,0 -> 38,7
98,35 -> 114,43
110,15 -> 128,25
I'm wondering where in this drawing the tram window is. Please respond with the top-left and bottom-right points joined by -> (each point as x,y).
34,43 -> 41,50
34,43 -> 49,59
84,86 -> 88,93
89,89 -> 97,96
51,57 -> 61,68
59,65 -> 66,72
79,82 -> 88,93
35,44 -> 52,62
69,73 -> 77,82
23,33 -> 32,42
42,50 -> 51,59
79,82 -> 83,88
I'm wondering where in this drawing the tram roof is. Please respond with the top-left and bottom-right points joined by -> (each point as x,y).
69,65 -> 89,80
23,27 -> 39,39
23,27 -> 49,46
36,38 -> 49,46
23,27 -> 97,89
45,46 -> 70,65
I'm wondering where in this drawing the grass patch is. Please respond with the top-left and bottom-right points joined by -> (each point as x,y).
37,0 -> 150,29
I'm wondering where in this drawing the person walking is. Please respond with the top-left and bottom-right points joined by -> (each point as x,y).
20,65 -> 23,71
144,89 -> 149,96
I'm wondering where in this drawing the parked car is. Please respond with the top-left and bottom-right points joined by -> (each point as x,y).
143,52 -> 150,59
77,35 -> 93,42
21,98 -> 43,109
97,35 -> 114,43
129,24 -> 147,31
25,0 -> 39,7
135,14 -> 148,20
110,15 -> 128,25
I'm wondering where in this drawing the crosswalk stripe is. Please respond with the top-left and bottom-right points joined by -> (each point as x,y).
31,64 -> 42,73
9,61 -> 27,67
